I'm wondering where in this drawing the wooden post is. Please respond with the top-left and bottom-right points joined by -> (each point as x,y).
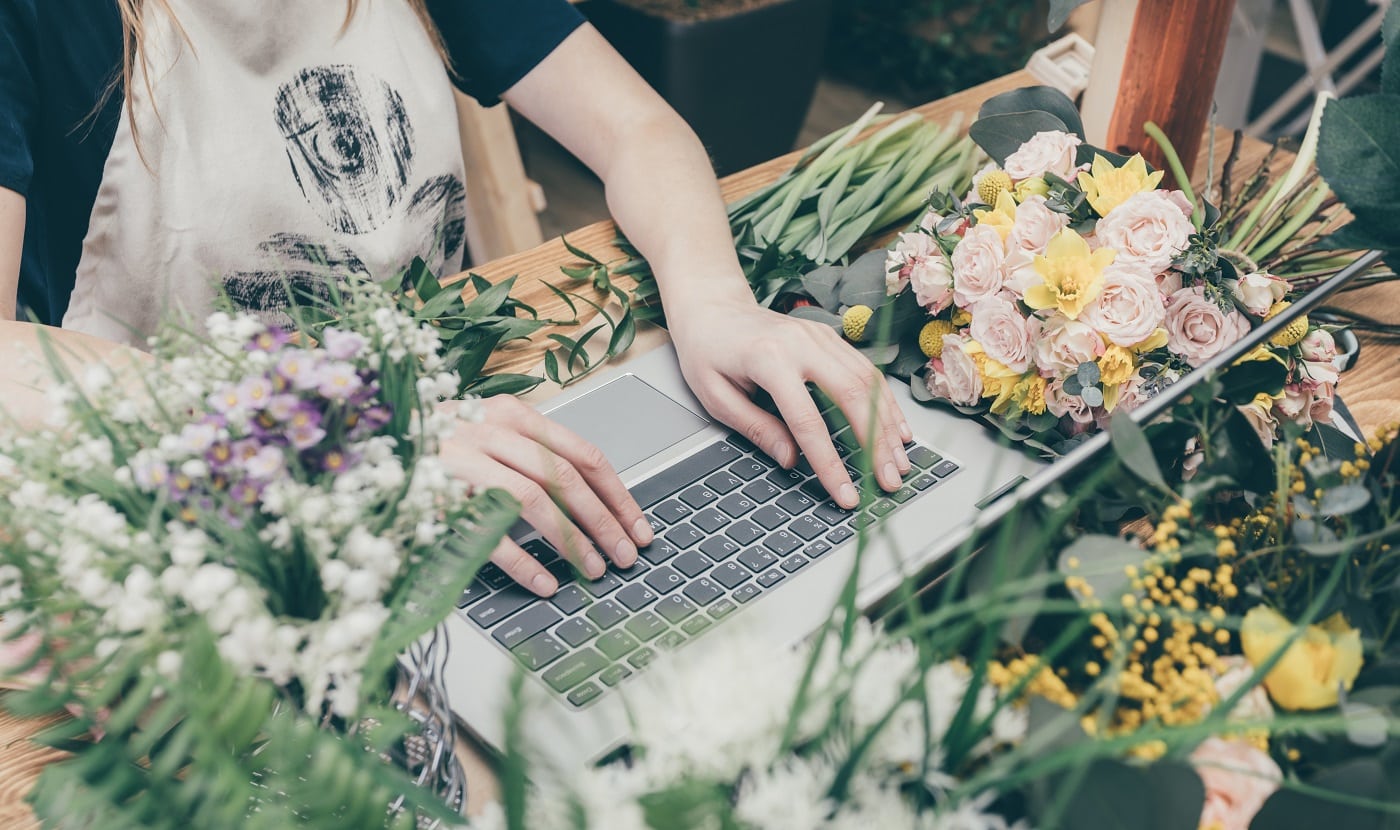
453,91 -> 546,265
1081,0 -> 1237,183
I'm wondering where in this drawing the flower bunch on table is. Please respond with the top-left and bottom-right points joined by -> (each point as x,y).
0,281 -> 517,827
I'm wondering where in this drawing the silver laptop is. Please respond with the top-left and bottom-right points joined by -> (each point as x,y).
440,250 -> 1380,771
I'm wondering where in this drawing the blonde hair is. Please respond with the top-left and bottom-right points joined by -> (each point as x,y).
110,0 -> 448,147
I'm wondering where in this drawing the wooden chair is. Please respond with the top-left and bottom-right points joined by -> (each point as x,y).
452,92 -> 547,265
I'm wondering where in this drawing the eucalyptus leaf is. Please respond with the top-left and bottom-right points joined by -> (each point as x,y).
855,342 -> 900,365
1038,759 -> 1204,830
1057,534 -> 1148,604
1080,386 -> 1104,408
801,264 -> 845,310
1318,94 -> 1400,251
1318,483 -> 1372,516
837,250 -> 893,309
788,305 -> 843,329
969,111 -> 1073,167
1383,1 -> 1399,95
1110,411 -> 1168,490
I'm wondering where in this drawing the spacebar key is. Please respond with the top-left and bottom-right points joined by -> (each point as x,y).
629,442 -> 739,508
541,648 -> 609,693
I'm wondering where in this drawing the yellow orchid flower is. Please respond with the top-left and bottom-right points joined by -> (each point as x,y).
1132,328 -> 1169,353
1025,229 -> 1116,319
1077,153 -> 1164,216
1241,607 -> 1364,711
1013,373 -> 1048,415
973,191 -> 1018,242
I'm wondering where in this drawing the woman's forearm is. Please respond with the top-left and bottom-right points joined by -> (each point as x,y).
0,320 -> 148,429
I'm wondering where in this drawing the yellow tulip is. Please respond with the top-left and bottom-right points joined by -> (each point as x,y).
1077,153 -> 1164,216
1025,229 -> 1116,320
1240,606 -> 1364,711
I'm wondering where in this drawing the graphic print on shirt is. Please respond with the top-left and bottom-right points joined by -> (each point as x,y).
222,233 -> 371,323
406,174 -> 467,267
274,64 -> 415,235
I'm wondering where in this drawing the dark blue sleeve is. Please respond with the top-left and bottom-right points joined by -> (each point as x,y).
426,0 -> 586,107
0,0 -> 39,196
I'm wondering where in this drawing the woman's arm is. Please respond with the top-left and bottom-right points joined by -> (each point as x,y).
502,25 -> 912,507
1,186 -> 22,321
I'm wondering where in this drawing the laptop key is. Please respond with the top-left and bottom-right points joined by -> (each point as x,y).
911,473 -> 939,491
789,515 -> 829,541
567,682 -> 603,707
891,485 -> 919,504
908,445 -> 942,469
585,600 -> 628,630
870,499 -> 897,518
691,508 -> 730,534
555,617 -> 599,648
580,572 -> 624,598
679,485 -> 719,509
682,577 -> 723,606
512,633 -> 567,671
599,665 -> 633,687
477,563 -> 513,591
738,547 -> 778,573
644,566 -> 686,595
764,531 -> 802,557
616,582 -> 659,612
624,611 -> 667,642
780,554 -> 810,574
717,493 -> 758,518
708,598 -> 738,620
766,468 -> 806,489
458,581 -> 491,608
728,458 -> 766,480
852,513 -> 877,529
776,490 -> 816,516
752,505 -> 790,531
597,630 -> 640,660
699,536 -> 740,562
673,551 -> 712,578
711,562 -> 750,589
628,441 -> 739,508
665,523 -> 705,550
542,648 -> 608,692
652,498 -> 692,524
522,539 -> 560,564
805,540 -> 832,558
550,584 -> 592,615
733,584 -> 762,604
932,459 -> 960,478
493,604 -> 563,649
468,587 -> 535,628
641,540 -> 681,566
628,648 -> 657,668
826,526 -> 854,545
646,515 -> 667,535
814,501 -> 853,525
545,559 -> 576,586
657,630 -> 687,650
742,480 -> 781,504
756,569 -> 785,588
614,560 -> 650,582
656,595 -> 698,624
703,471 -> 744,494
682,616 -> 712,636
725,519 -> 764,545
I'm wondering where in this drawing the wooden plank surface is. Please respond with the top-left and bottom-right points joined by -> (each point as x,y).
4,69 -> 1399,825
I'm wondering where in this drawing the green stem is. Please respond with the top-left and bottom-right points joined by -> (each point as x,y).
1143,122 -> 1202,229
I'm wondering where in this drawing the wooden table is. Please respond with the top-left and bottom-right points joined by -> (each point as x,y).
4,70 -> 1399,826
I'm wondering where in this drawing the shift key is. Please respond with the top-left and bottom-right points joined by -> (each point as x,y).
467,586 -> 535,628
542,648 -> 609,693
492,604 -> 562,649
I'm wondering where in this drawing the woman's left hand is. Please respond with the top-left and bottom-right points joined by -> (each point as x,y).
668,295 -> 913,510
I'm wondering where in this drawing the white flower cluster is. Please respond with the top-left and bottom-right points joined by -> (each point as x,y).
479,619 -> 1031,830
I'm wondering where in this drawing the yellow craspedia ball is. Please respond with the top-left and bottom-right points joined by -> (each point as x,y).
978,170 -> 1014,207
842,304 -> 874,342
1264,301 -> 1309,347
919,319 -> 957,357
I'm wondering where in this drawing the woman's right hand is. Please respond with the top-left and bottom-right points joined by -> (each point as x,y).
437,396 -> 654,597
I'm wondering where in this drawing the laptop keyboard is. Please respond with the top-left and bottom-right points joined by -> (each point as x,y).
457,427 -> 961,709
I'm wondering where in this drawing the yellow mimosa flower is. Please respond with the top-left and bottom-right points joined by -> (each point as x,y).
1077,153 -> 1164,216
1025,229 -> 1116,319
973,191 -> 1018,242
1240,606 -> 1364,711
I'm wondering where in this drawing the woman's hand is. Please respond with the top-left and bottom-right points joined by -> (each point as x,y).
668,295 -> 913,510
437,396 -> 653,597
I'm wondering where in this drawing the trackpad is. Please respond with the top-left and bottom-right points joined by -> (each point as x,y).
544,375 -> 709,472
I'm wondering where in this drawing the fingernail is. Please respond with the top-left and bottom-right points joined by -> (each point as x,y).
532,573 -> 558,596
896,444 -> 911,473
899,422 -> 913,443
772,444 -> 792,466
883,462 -> 900,487
585,553 -> 607,580
632,517 -> 654,544
839,483 -> 859,508
614,538 -> 638,568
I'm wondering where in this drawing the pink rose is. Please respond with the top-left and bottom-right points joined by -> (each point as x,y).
1093,190 -> 1195,276
927,336 -> 982,406
1191,737 -> 1281,830
1164,286 -> 1250,367
1044,379 -> 1094,424
1211,656 -> 1275,725
1007,195 -> 1070,255
1310,382 -> 1335,425
951,225 -> 1007,309
1239,398 -> 1280,445
1002,250 -> 1041,299
970,295 -> 1033,373
1031,315 -> 1105,377
1275,383 -> 1314,429
887,232 -> 954,312
1157,270 -> 1183,296
1080,264 -> 1166,348
1232,272 -> 1288,317
1299,329 -> 1337,363
1002,130 -> 1082,181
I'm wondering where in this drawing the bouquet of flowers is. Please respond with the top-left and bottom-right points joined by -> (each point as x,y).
0,281 -> 517,828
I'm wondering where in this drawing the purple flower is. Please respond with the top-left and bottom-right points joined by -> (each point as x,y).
321,328 -> 367,361
287,406 -> 327,451
319,449 -> 357,474
264,394 -> 302,422
276,351 -> 322,392
229,480 -> 262,506
206,442 -> 235,470
316,361 -> 363,401
207,384 -> 242,415
349,404 -> 393,437
243,445 -> 286,481
236,376 -> 276,410
247,327 -> 291,353
132,458 -> 170,491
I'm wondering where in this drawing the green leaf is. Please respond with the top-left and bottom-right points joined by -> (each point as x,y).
1048,0 -> 1096,32
462,276 -> 518,319
560,234 -> 604,265
1218,358 -> 1288,405
1383,1 -> 1400,94
1040,759 -> 1204,830
413,281 -> 466,322
970,112 -> 1073,166
836,249 -> 891,309
1317,483 -> 1372,516
1318,94 -> 1400,249
788,305 -> 843,328
468,373 -> 544,397
1250,758 -> 1399,830
978,85 -> 1086,138
1110,410 -> 1168,490
1057,534 -> 1148,604
801,264 -> 845,310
